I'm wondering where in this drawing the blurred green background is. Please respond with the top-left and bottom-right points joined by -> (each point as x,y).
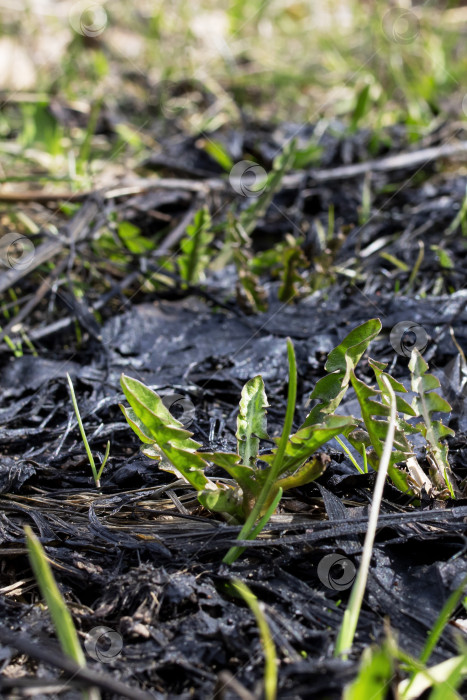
0,0 -> 466,187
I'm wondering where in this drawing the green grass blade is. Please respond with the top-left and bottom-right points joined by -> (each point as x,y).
247,488 -> 283,541
420,573 -> 467,666
25,525 -> 85,666
67,373 -> 99,487
335,436 -> 364,474
335,376 -> 396,658
231,580 -> 278,700
97,440 -> 111,481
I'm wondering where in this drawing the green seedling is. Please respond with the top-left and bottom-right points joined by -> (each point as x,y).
278,234 -> 309,302
120,339 -> 347,541
237,140 -> 297,237
230,580 -> 277,700
121,318 -> 457,564
345,572 -> 467,698
212,141 -> 298,312
341,537 -> 467,694
343,640 -> 394,700
178,206 -> 214,285
67,373 -> 110,488
25,526 -> 99,700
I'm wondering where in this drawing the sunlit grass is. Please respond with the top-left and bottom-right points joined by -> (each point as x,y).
0,1 -> 466,186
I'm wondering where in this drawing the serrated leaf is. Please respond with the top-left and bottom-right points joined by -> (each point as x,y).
120,404 -> 154,444
304,319 -> 382,426
236,376 -> 269,467
409,349 -> 456,495
120,374 -> 211,492
325,319 -> 382,373
349,370 -> 413,493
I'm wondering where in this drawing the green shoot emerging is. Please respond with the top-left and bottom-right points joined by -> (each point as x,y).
25,526 -> 100,700
178,207 -> 214,285
67,373 -> 110,488
231,580 -> 278,700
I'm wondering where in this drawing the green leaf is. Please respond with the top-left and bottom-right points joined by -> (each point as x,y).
325,319 -> 382,373
276,454 -> 328,491
202,139 -> 234,171
119,405 -> 155,444
203,451 -> 260,497
304,318 -> 382,426
278,242 -> 308,303
350,84 -> 371,133
344,643 -> 393,700
230,580 -> 278,700
198,484 -> 243,522
223,338 -> 297,564
409,349 -> 455,496
25,526 -> 85,667
236,375 -> 269,467
120,374 -> 211,492
348,370 -> 414,493
237,269 -> 268,313
178,207 -> 214,284
239,140 -> 297,235
118,220 -> 154,254
262,414 -> 355,476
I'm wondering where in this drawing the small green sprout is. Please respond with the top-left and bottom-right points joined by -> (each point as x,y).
67,373 -> 110,488
230,579 -> 278,700
25,526 -> 100,700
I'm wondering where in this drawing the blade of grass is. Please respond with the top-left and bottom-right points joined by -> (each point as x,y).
420,574 -> 467,665
25,525 -> 85,665
67,373 -> 102,488
223,339 -> 297,564
334,375 -> 396,658
335,436 -> 365,474
401,572 -> 467,699
97,440 -> 111,482
231,580 -> 278,700
247,488 -> 283,541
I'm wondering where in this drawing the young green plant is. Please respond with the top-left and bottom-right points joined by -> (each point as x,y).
120,318 -> 457,565
119,338 -> 354,538
67,373 -> 110,488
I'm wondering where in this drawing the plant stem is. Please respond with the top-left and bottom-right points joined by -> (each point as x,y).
334,376 -> 396,658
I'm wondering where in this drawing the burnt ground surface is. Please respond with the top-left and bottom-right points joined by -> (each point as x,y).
1,120 -> 467,699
